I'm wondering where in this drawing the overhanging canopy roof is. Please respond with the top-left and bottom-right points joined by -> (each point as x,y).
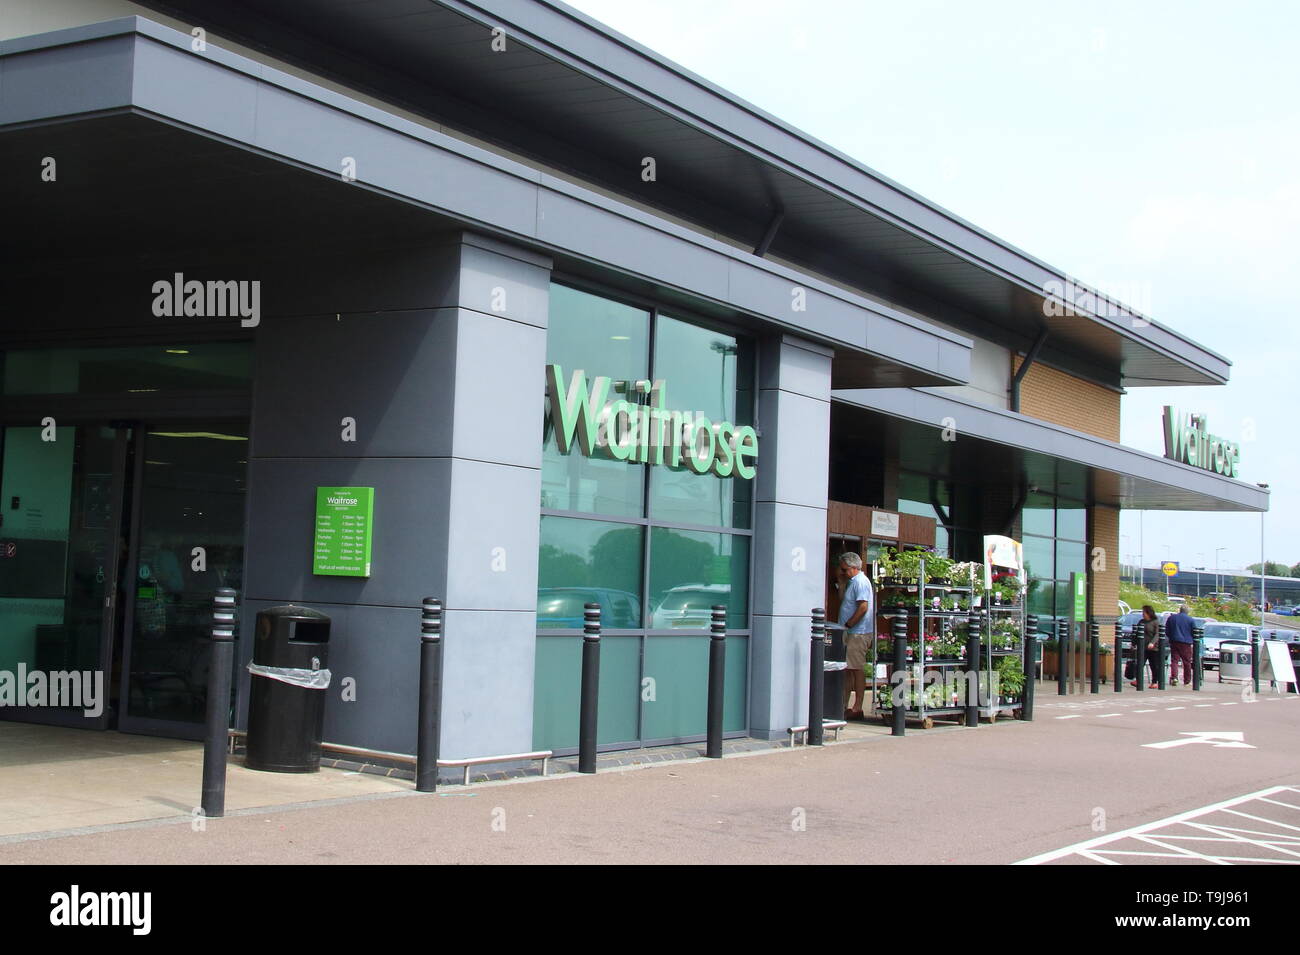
0,18 -> 971,389
833,388 -> 1268,512
130,0 -> 1232,389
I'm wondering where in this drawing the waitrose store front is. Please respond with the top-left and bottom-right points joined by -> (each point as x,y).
533,283 -> 755,752
0,6 -> 1266,766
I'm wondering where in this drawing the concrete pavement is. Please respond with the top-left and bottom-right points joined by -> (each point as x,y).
2,677 -> 1294,864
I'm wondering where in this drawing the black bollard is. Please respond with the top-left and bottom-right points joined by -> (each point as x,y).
1157,636 -> 1168,690
416,598 -> 443,792
1251,628 -> 1261,695
808,609 -> 826,746
1021,614 -> 1038,720
578,603 -> 601,774
1135,624 -> 1147,692
1192,623 -> 1204,692
1057,618 -> 1069,695
1089,622 -> 1101,694
891,614 -> 908,737
706,605 -> 727,758
1113,626 -> 1123,693
965,610 -> 981,728
201,587 -> 237,819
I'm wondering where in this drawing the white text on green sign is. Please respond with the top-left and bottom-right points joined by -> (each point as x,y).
546,365 -> 757,479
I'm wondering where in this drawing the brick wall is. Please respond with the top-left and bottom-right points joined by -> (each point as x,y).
1012,356 -> 1121,441
1092,505 -> 1120,635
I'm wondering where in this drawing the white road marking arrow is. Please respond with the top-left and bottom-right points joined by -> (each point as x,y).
1142,731 -> 1255,750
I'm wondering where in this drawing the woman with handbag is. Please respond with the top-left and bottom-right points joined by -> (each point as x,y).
1129,604 -> 1160,688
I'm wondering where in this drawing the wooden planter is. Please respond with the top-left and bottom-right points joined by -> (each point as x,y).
1040,651 -> 1113,681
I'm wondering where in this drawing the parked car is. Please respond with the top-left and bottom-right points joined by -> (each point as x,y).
1201,622 -> 1253,670
537,587 -> 641,629
649,584 -> 731,630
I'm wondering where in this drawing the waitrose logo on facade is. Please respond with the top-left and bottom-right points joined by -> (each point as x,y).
546,365 -> 757,479
1162,406 -> 1241,478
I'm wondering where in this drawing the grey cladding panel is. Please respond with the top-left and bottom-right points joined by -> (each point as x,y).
0,36 -> 134,123
250,309 -> 456,459
243,457 -> 451,609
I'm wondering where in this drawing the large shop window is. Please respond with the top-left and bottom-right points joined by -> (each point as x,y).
1023,491 -> 1089,622
535,283 -> 754,751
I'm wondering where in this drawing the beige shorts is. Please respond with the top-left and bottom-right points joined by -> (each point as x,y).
846,634 -> 870,671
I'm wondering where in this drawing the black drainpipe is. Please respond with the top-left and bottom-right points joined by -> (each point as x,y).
1010,328 -> 1050,413
753,208 -> 785,257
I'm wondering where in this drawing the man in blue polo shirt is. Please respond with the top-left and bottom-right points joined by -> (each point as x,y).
837,552 -> 875,719
1165,605 -> 1195,686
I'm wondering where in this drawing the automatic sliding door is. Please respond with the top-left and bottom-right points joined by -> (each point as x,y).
0,424 -> 127,728
118,421 -> 247,738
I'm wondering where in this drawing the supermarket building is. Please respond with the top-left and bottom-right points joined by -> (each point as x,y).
0,0 -> 1268,758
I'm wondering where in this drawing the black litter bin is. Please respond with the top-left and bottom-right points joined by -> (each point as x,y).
246,605 -> 331,773
823,626 -> 846,721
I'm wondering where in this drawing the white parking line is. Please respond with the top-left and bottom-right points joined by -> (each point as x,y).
1015,786 -> 1300,865
1055,715 -> 1081,720
1195,704 -> 1213,708
1222,702 -> 1238,706
1098,713 -> 1122,718
1134,709 -> 1157,713
1166,706 -> 1185,710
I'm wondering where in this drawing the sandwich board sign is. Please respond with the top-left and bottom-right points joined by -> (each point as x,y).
1260,640 -> 1297,692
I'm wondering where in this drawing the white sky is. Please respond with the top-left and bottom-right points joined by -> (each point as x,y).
566,0 -> 1299,576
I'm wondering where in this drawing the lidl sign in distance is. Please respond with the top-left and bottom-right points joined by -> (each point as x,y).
313,487 -> 374,577
1161,561 -> 1179,577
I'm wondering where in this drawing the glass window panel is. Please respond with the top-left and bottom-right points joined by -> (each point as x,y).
1056,540 -> 1087,580
897,472 -> 949,523
2,343 -> 252,395
1056,499 -> 1087,541
541,284 -> 650,517
648,528 -> 749,631
1027,579 -> 1055,617
532,635 -> 641,751
537,517 -> 643,629
1054,581 -> 1074,616
1022,534 -> 1054,584
1022,491 -> 1055,537
647,315 -> 753,529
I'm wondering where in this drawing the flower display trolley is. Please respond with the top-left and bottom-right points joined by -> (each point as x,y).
870,550 -> 1027,729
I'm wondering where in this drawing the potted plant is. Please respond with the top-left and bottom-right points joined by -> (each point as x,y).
995,655 -> 1026,703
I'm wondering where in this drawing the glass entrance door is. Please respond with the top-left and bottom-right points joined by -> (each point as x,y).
0,423 -> 129,729
117,421 -> 247,738
0,419 -> 247,737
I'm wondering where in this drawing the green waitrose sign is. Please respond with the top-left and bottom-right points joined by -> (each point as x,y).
1162,406 -> 1241,478
313,487 -> 374,577
545,364 -> 758,479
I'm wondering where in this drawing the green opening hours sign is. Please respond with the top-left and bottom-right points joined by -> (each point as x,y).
313,487 -> 374,577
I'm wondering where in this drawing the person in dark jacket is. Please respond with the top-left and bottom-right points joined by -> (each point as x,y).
1165,605 -> 1195,685
1131,605 -> 1160,688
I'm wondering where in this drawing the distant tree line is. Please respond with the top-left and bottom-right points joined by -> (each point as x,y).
1245,561 -> 1300,577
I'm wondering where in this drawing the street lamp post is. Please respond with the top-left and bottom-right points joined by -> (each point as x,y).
1258,484 -> 1270,627
1215,547 -> 1226,594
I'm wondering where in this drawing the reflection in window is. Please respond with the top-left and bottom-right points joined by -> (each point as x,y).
537,517 -> 643,628
647,528 -> 749,631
